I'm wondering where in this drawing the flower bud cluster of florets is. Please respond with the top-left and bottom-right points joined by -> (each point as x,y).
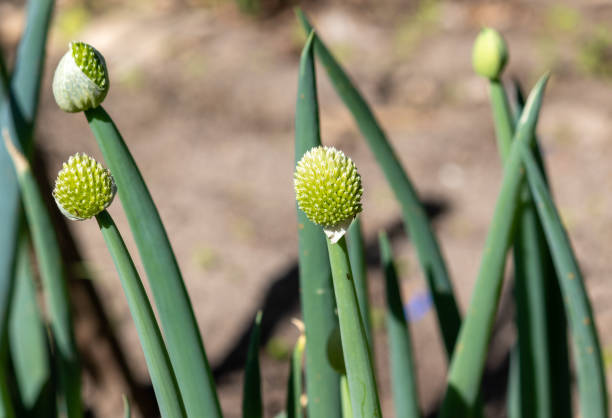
52,41 -> 109,112
294,146 -> 363,231
53,153 -> 116,221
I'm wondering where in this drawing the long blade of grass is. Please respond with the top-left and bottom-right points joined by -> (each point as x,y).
489,78 -> 553,418
95,210 -> 186,418
0,3 -> 54,416
519,143 -> 609,418
438,74 -> 549,418
347,217 -> 373,351
286,333 -> 305,418
84,106 -> 222,418
3,132 -> 81,418
0,1 -> 54,399
326,236 -> 381,418
294,31 -> 342,417
242,311 -> 263,418
513,80 -> 571,418
379,231 -> 420,418
9,232 -> 53,413
296,9 -> 461,358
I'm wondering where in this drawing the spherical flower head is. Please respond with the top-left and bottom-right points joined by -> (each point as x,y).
53,153 -> 116,221
52,41 -> 109,113
294,146 -> 363,243
472,28 -> 508,80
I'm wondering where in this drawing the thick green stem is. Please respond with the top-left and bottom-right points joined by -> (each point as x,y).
490,79 -> 553,418
347,217 -> 372,352
294,32 -> 341,417
340,375 -> 353,418
438,75 -> 549,418
96,210 -> 186,418
326,236 -> 381,418
85,107 -> 221,418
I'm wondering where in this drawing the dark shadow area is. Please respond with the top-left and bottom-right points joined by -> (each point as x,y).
213,198 -> 448,380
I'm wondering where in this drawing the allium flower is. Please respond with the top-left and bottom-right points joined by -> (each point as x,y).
294,146 -> 363,242
52,41 -> 109,112
53,153 -> 116,220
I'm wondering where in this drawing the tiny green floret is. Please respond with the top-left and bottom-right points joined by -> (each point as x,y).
53,153 -> 116,221
53,41 -> 109,112
294,146 -> 363,242
472,28 -> 508,80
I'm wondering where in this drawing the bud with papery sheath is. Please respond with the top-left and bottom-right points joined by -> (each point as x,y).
52,41 -> 109,112
294,146 -> 363,243
53,153 -> 116,220
472,28 -> 508,80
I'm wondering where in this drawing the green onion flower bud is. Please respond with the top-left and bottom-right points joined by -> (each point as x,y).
294,146 -> 363,243
52,41 -> 109,112
53,153 -> 116,221
472,28 -> 508,80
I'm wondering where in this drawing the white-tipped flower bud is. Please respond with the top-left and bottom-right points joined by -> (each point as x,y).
294,146 -> 363,243
472,28 -> 508,80
52,41 -> 109,112
53,153 -> 116,221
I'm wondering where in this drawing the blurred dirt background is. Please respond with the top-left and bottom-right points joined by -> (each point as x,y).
1,0 -> 612,416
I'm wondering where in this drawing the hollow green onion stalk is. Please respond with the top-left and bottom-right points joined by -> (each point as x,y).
473,28 -> 556,418
519,143 -> 608,418
3,131 -> 81,418
52,152 -> 186,418
295,146 -> 381,418
294,32 -> 341,417
51,41 -> 221,418
438,74 -> 549,418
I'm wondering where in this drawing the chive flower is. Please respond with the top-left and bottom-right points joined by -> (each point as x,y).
53,153 -> 116,221
294,146 -> 363,243
472,28 -> 508,80
52,41 -> 109,112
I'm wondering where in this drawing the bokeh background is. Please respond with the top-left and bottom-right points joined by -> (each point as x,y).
1,0 -> 611,416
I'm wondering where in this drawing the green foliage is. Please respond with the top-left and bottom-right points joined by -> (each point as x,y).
242,311 -> 263,418
85,106 -> 222,418
379,232 -> 420,418
294,31 -> 342,418
96,210 -> 186,418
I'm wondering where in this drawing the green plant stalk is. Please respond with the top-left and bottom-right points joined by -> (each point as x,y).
513,80 -> 571,418
95,210 -> 186,418
347,217 -> 373,351
379,231 -> 420,418
490,79 -> 552,418
519,143 -> 609,418
438,74 -> 549,418
0,0 -> 54,366
84,106 -> 221,418
340,375 -> 353,418
507,346 -> 520,418
296,9 -> 461,358
242,311 -> 263,418
294,32 -> 341,417
286,334 -> 305,418
326,236 -> 381,418
3,134 -> 81,418
9,232 -> 52,412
